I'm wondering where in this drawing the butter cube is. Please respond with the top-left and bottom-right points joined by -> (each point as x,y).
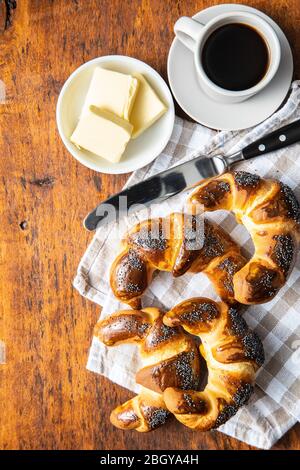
130,73 -> 167,139
71,106 -> 133,163
82,67 -> 139,120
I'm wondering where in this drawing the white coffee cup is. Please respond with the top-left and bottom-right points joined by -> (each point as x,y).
174,11 -> 281,103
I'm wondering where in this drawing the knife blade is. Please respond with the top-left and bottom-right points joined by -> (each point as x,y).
84,153 -> 227,231
84,118 -> 300,231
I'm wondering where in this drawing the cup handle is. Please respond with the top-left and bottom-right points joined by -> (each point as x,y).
174,16 -> 204,52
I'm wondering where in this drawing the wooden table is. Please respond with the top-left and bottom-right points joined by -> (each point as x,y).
0,0 -> 299,450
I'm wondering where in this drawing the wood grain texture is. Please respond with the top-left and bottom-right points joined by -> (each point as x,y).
0,0 -> 300,450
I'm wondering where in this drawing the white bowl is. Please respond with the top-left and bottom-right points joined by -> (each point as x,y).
56,55 -> 175,174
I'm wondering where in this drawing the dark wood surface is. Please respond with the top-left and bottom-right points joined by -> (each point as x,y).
0,0 -> 299,450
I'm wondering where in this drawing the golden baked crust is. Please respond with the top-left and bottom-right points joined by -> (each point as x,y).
163,298 -> 264,430
110,214 -> 247,308
94,308 -> 201,432
188,171 -> 300,304
95,300 -> 264,432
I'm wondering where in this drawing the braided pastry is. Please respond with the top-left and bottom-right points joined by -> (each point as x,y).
188,171 -> 300,304
110,213 -> 247,308
163,297 -> 264,430
94,307 -> 201,432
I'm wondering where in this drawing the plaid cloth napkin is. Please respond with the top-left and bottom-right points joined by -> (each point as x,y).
74,81 -> 300,449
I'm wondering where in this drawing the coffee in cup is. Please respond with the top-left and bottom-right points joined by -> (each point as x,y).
174,12 -> 281,103
202,23 -> 269,91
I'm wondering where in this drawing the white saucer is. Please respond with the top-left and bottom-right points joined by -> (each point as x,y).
168,4 -> 293,131
56,56 -> 174,174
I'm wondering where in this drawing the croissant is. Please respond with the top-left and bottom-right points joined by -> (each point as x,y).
188,171 -> 300,304
163,297 -> 264,430
94,307 -> 201,432
110,213 -> 247,308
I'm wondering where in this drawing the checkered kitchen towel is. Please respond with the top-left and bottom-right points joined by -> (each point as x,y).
74,81 -> 300,449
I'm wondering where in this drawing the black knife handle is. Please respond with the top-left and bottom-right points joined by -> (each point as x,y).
242,119 -> 300,160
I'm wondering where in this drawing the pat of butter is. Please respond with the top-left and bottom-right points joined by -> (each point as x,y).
82,67 -> 139,120
71,106 -> 133,163
130,73 -> 167,139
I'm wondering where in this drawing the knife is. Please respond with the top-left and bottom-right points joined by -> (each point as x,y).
84,118 -> 300,231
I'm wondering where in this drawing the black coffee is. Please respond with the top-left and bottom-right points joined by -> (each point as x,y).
202,23 -> 269,91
